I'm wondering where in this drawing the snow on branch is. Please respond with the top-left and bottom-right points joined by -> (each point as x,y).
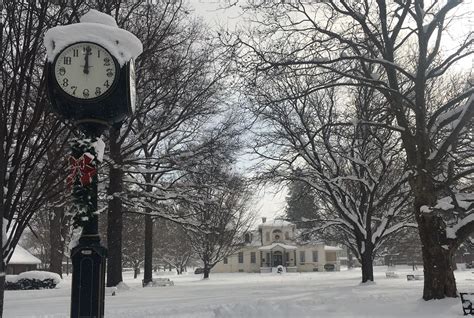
428,87 -> 474,136
422,193 -> 474,240
428,90 -> 474,163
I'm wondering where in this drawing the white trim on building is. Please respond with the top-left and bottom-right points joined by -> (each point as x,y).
213,220 -> 342,273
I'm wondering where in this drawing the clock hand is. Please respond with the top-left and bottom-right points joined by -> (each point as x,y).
83,46 -> 91,74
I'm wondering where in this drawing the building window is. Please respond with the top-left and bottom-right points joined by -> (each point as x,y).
251,252 -> 256,263
223,257 -> 228,264
238,252 -> 244,263
265,232 -> 270,242
326,252 -> 337,262
285,232 -> 289,240
300,251 -> 306,263
312,251 -> 318,262
245,233 -> 251,243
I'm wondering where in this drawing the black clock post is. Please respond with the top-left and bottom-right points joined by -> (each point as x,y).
68,130 -> 107,318
44,10 -> 140,318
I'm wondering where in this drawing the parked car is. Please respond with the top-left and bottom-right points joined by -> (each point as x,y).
194,268 -> 204,274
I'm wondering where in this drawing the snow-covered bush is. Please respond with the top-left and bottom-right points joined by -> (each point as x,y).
5,271 -> 61,290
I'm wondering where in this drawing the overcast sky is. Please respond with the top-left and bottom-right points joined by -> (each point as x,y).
189,0 -> 289,222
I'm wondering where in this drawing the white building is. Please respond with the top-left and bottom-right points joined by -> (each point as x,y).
7,245 -> 42,275
213,219 -> 342,273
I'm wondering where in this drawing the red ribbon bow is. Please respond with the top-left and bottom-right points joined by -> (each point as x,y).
66,153 -> 97,190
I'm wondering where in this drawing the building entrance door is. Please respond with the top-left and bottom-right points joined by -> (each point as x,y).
273,251 -> 283,267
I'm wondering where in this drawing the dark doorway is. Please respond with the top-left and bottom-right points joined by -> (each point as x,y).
273,251 -> 283,267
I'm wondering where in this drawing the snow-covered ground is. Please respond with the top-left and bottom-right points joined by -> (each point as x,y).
4,266 -> 473,317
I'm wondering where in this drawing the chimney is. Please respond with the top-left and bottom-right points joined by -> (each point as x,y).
262,217 -> 266,223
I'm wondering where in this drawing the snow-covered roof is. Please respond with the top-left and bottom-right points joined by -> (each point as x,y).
44,9 -> 142,66
259,243 -> 298,251
324,246 -> 343,251
259,219 -> 294,228
8,245 -> 41,265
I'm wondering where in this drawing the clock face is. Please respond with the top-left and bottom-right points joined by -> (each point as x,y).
54,42 -> 118,100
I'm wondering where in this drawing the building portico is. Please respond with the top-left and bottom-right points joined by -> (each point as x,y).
259,243 -> 297,268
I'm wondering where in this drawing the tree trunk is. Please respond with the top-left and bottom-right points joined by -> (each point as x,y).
452,256 -> 457,271
347,248 -> 353,269
49,205 -> 64,278
361,254 -> 374,283
360,243 -> 374,283
106,125 -> 124,287
0,254 -> 4,317
0,274 -> 4,317
203,268 -> 210,279
143,212 -> 153,286
203,262 -> 210,279
417,214 -> 457,299
413,174 -> 457,300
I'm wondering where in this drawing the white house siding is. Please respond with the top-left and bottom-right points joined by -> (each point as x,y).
212,220 -> 341,273
212,248 -> 261,273
214,244 -> 340,273
296,245 -> 324,272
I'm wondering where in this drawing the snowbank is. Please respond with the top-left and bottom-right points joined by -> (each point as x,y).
6,271 -> 61,290
14,271 -> 61,284
4,268 -> 472,317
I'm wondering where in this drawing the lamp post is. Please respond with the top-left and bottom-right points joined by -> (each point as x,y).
44,10 -> 142,318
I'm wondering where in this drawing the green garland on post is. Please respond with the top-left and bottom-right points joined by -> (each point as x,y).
68,136 -> 100,230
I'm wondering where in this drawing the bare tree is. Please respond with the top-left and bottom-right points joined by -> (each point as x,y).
381,227 -> 423,270
22,193 -> 72,278
89,0 -> 237,287
122,213 -> 145,279
0,1 -> 87,314
231,0 -> 473,299
86,1 -> 207,286
155,220 -> 194,275
186,161 -> 255,279
244,70 -> 412,282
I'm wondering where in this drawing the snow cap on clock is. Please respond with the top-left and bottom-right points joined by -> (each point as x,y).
44,9 -> 142,66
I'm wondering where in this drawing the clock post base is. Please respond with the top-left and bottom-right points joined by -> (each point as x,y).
70,239 -> 107,318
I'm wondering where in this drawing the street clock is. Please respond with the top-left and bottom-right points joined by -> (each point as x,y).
47,42 -> 136,129
43,9 -> 142,318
